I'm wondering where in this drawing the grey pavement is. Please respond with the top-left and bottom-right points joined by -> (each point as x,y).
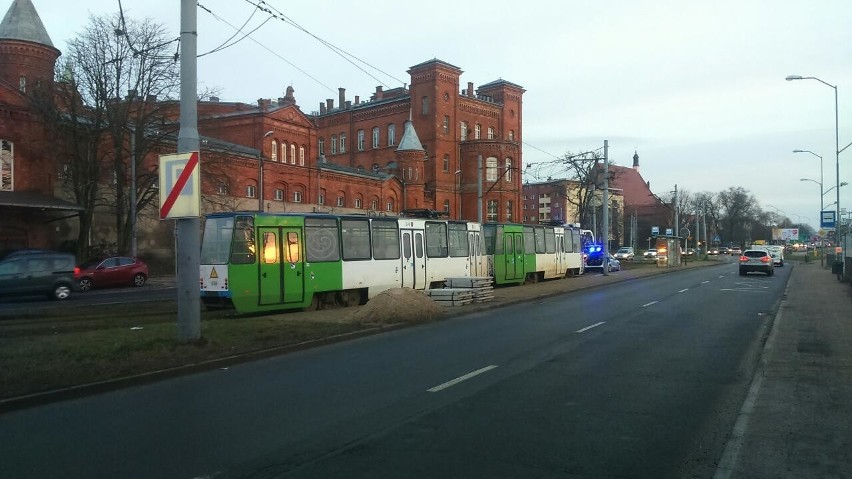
717,259 -> 852,478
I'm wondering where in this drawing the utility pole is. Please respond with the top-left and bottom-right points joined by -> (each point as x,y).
176,0 -> 201,341
477,154 -> 483,224
602,139 -> 609,275
673,184 -> 679,238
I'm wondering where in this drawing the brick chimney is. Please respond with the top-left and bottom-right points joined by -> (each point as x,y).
374,86 -> 384,100
338,87 -> 346,109
326,98 -> 334,111
319,102 -> 326,114
468,82 -> 474,97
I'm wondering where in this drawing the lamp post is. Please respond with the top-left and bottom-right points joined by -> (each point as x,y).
259,130 -> 273,212
799,177 -> 824,212
786,75 -> 843,272
793,150 -> 824,213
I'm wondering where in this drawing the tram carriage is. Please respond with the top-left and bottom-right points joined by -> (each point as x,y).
483,223 -> 584,285
199,212 -> 485,314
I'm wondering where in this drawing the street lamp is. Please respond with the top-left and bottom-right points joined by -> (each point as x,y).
823,181 -> 849,196
793,150 -> 824,212
786,75 -> 843,270
260,130 -> 273,212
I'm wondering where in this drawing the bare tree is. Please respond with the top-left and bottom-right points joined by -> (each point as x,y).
718,186 -> 758,245
559,151 -> 621,236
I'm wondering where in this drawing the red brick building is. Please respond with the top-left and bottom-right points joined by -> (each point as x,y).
0,0 -> 82,252
0,0 -> 525,261
195,59 -> 525,224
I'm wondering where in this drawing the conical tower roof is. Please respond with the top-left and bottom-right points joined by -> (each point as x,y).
0,0 -> 55,47
397,119 -> 424,152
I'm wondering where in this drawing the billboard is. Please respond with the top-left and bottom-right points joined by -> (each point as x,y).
771,228 -> 799,241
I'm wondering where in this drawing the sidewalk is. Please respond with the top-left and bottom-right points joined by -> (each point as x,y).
718,260 -> 852,478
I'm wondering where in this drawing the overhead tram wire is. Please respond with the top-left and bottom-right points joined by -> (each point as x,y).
116,0 -> 180,60
198,5 -> 270,58
243,0 -> 405,89
197,2 -> 336,95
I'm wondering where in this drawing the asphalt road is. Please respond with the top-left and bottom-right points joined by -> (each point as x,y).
0,284 -> 176,316
0,261 -> 791,478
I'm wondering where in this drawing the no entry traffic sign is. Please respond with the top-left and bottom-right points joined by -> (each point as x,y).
158,151 -> 200,219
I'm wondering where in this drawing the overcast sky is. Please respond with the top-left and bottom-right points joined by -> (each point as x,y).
30,0 -> 852,231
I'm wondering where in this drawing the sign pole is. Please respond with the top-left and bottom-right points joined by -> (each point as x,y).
176,0 -> 201,341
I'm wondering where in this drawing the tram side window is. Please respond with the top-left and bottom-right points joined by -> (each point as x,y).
341,219 -> 371,260
545,228 -> 556,253
534,227 -> 546,254
523,226 -> 536,254
483,225 -> 498,254
372,219 -> 400,260
425,222 -> 449,257
570,230 -> 581,253
231,216 -> 256,264
305,218 -> 341,262
201,216 -> 234,264
447,223 -> 469,257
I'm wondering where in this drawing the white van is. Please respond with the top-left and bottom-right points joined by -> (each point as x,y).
764,245 -> 784,267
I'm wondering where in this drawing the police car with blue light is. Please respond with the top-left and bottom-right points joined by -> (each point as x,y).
584,244 -> 621,272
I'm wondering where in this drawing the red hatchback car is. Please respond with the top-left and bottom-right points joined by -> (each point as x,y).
74,256 -> 149,291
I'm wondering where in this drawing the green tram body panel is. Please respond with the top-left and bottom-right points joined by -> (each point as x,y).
484,223 -> 533,285
214,213 -> 344,314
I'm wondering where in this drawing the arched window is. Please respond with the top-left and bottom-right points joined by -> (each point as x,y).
290,144 -> 296,164
281,142 -> 287,163
357,129 -> 365,151
474,124 -> 481,140
318,138 -> 325,155
505,158 -> 513,182
443,199 -> 450,213
460,122 -> 468,141
330,135 -> 337,154
388,124 -> 396,146
270,140 -> 277,162
299,146 -> 305,166
508,130 -> 515,141
339,133 -> 346,153
421,96 -> 429,115
487,127 -> 495,139
372,127 -> 380,148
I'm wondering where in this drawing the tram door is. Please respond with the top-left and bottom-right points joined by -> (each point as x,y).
258,227 -> 304,305
469,231 -> 482,277
503,231 -> 525,281
400,229 -> 426,289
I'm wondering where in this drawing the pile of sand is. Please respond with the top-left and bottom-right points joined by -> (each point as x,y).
347,288 -> 442,325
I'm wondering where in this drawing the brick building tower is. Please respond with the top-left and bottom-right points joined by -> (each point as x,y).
0,0 -> 81,251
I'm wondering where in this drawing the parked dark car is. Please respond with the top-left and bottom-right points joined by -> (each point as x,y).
0,252 -> 77,300
75,256 -> 149,291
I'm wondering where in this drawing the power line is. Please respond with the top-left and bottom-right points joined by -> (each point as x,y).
243,0 -> 405,88
198,5 -> 269,58
197,1 -> 336,94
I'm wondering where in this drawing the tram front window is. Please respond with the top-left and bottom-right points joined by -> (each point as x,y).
201,216 -> 234,264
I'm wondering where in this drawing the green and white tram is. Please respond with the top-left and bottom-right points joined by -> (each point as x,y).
200,212 -> 484,314
483,223 -> 584,285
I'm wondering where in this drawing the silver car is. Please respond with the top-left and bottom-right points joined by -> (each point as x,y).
739,248 -> 774,276
614,247 -> 634,261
